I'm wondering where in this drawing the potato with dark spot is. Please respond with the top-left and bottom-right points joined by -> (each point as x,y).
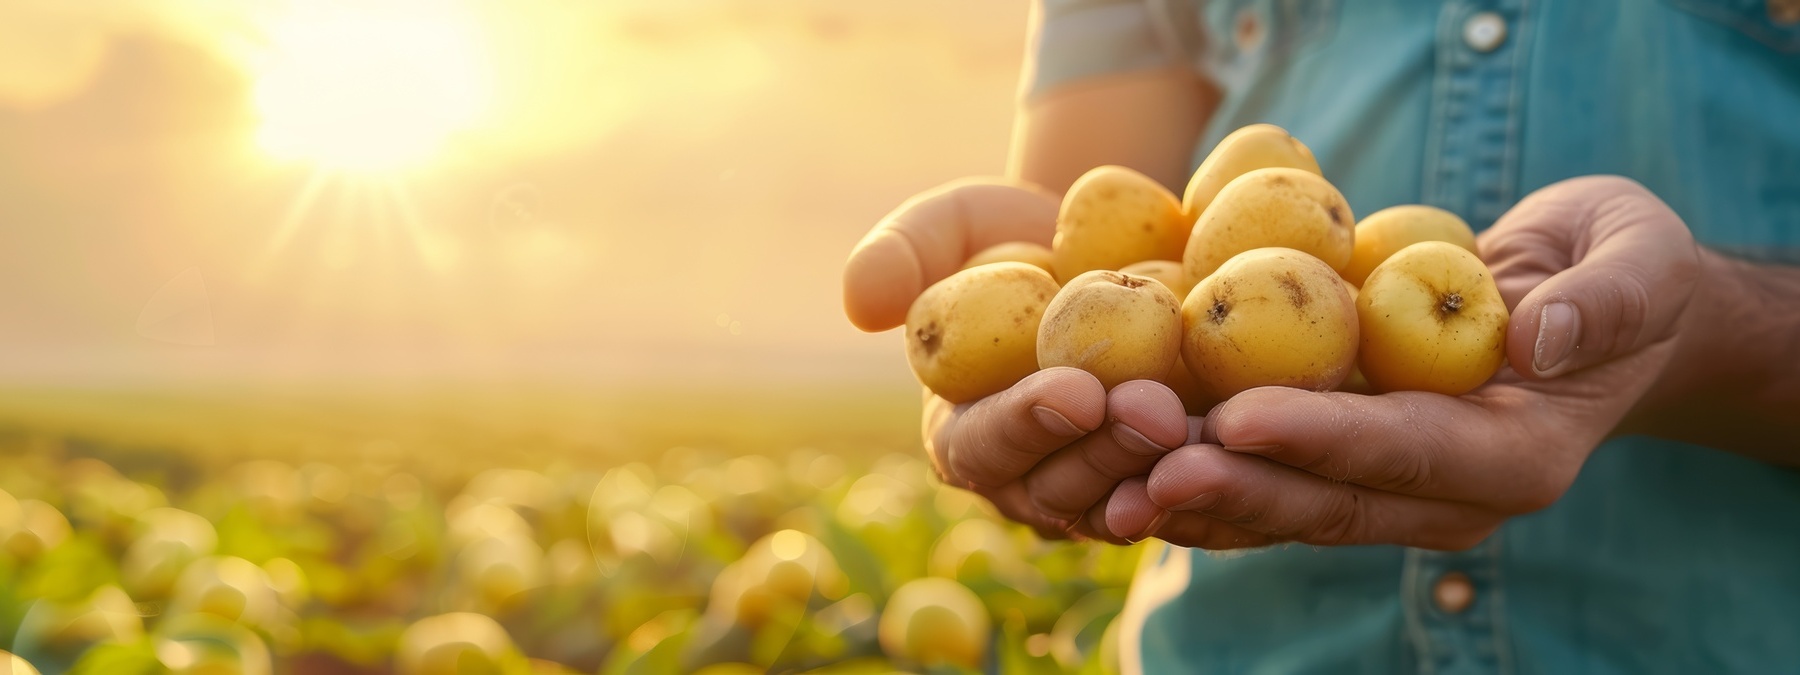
1180,248 -> 1358,400
905,262 -> 1059,403
1051,166 -> 1187,283
1182,168 -> 1355,286
1118,260 -> 1192,299
962,241 -> 1054,274
1037,270 -> 1182,390
1357,241 -> 1509,395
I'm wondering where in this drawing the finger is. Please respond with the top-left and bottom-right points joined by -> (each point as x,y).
976,481 -> 1070,540
842,179 -> 1059,331
1022,381 -> 1188,522
1203,387 -> 1567,511
1147,444 -> 1499,550
934,368 -> 1106,489
1487,176 -> 1700,378
1071,488 -> 1130,545
1101,477 -> 1167,544
1150,512 -> 1281,550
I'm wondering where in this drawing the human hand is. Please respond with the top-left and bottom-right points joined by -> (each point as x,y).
1110,175 -> 1702,550
843,179 -> 1192,542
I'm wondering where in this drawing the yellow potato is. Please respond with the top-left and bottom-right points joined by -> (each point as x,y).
1180,248 -> 1359,400
962,241 -> 1054,274
878,577 -> 991,669
905,262 -> 1058,403
1182,168 -> 1355,286
1358,241 -> 1509,395
1037,270 -> 1182,390
1341,204 -> 1480,287
1118,259 -> 1191,299
1164,355 -> 1215,415
1182,123 -> 1322,224
1051,166 -> 1186,283
1336,279 -> 1375,394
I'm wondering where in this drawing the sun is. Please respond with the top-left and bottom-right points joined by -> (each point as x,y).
251,2 -> 493,173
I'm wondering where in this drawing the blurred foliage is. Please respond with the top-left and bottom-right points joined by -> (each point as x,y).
0,387 -> 1141,673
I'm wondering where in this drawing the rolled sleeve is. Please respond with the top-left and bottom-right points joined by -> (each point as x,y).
1024,0 -> 1184,102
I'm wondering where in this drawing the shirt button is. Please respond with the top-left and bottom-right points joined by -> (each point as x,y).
1462,12 -> 1507,53
1433,571 -> 1475,614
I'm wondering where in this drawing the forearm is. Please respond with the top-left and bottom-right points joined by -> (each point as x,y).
1630,248 -> 1800,463
1007,68 -> 1218,195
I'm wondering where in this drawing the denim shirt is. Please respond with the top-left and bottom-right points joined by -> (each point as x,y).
1030,1 -> 1800,672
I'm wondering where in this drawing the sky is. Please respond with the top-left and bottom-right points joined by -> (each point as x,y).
0,0 -> 1033,388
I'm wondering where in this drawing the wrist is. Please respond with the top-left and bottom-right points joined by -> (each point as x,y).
1619,248 -> 1732,435
1622,248 -> 1800,456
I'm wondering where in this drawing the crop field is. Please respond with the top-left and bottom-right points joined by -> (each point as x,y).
0,384 -> 1141,674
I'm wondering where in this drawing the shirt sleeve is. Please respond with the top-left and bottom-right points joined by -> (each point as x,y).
1023,0 -> 1187,102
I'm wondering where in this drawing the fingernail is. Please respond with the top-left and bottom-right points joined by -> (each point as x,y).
1046,517 -> 1074,532
1112,425 -> 1168,456
1533,302 -> 1580,374
1177,491 -> 1223,511
1032,406 -> 1083,437
1125,510 -> 1172,544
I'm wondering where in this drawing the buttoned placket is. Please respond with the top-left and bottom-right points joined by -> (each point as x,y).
1421,0 -> 1533,231
1406,2 -> 1528,672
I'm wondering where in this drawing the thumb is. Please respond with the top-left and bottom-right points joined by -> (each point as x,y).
842,179 -> 1058,332
1498,176 -> 1701,379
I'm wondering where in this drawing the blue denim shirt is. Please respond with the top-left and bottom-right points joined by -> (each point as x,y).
1031,1 -> 1800,672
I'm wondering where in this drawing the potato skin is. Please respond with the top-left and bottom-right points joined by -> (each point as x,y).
1180,248 -> 1358,400
1051,166 -> 1187,283
1118,260 -> 1191,299
1182,168 -> 1355,287
1341,205 -> 1479,287
904,262 -> 1059,403
1037,270 -> 1182,390
1181,123 -> 1322,224
1357,242 -> 1509,395
963,241 -> 1055,274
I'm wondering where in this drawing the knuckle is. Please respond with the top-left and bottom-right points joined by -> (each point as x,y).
1024,481 -> 1081,520
1077,442 -> 1135,482
1303,490 -> 1368,546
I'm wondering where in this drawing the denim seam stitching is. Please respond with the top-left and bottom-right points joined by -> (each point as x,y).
1422,1 -> 1465,209
1401,547 -> 1437,675
1488,532 -> 1517,675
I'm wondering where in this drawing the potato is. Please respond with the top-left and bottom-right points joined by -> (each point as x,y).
1182,123 -> 1322,224
1336,279 -> 1374,394
1180,248 -> 1358,400
1163,356 -> 1214,415
1118,259 -> 1191,299
962,241 -> 1054,274
1051,166 -> 1186,283
1358,241 -> 1509,395
1341,204 -> 1479,287
904,262 -> 1059,403
1182,168 -> 1355,286
1037,270 -> 1182,390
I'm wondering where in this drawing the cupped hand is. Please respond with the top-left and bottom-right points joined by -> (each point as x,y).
1114,175 -> 1702,550
843,179 -> 1195,541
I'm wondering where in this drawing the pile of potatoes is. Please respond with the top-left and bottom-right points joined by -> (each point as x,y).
904,124 -> 1510,410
